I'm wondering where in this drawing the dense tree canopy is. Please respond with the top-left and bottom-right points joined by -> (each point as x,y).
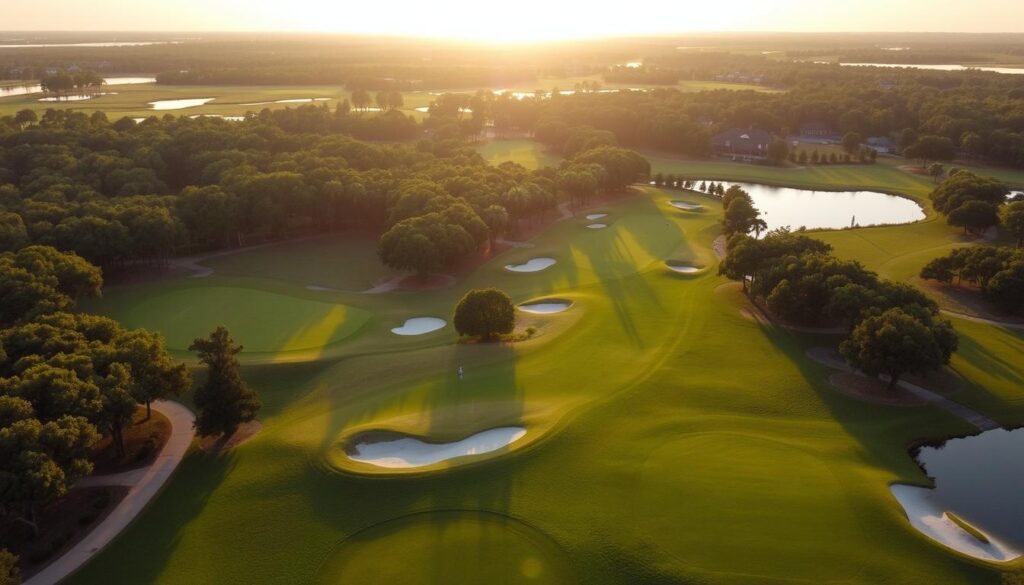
453,288 -> 515,341
0,247 -> 186,545
921,246 -> 1024,313
840,308 -> 958,389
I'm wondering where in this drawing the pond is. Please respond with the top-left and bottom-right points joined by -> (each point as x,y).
840,63 -> 1024,75
0,76 -> 155,98
909,427 -> 1024,552
38,92 -> 117,102
699,181 -> 924,232
0,41 -> 174,48
149,98 -> 215,110
414,106 -> 473,113
189,114 -> 246,121
239,97 -> 330,106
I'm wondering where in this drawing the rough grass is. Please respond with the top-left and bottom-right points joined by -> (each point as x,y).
67,169 -> 1024,585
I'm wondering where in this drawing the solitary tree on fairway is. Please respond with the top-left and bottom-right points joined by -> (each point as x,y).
839,308 -> 958,390
453,288 -> 515,341
189,327 -> 261,437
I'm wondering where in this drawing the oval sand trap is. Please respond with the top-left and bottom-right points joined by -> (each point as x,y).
505,257 -> 556,273
348,427 -> 526,468
669,200 -> 703,211
585,223 -> 607,229
391,317 -> 446,336
586,213 -> 608,220
666,262 -> 701,274
519,299 -> 573,314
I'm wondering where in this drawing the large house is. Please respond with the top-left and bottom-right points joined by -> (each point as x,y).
799,121 -> 838,140
711,128 -> 774,157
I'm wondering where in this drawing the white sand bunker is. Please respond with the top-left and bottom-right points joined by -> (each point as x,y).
348,427 -> 527,468
669,200 -> 703,211
586,213 -> 608,220
149,98 -> 214,110
519,299 -> 572,314
505,257 -> 556,273
890,485 -> 1021,562
586,223 -> 608,229
390,317 -> 446,336
666,262 -> 701,274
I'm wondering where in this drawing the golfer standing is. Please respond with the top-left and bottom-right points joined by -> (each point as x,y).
457,365 -> 464,380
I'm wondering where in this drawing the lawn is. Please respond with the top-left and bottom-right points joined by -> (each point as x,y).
476,139 -> 560,170
67,169 -> 1023,584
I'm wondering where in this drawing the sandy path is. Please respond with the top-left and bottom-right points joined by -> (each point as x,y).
26,401 -> 196,585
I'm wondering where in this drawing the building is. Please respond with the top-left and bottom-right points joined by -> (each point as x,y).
799,121 -> 836,139
866,136 -> 894,153
711,128 -> 774,157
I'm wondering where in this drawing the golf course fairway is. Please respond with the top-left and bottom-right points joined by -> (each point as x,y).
68,165 -> 1024,585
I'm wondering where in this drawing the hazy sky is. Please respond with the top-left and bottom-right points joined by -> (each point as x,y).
6,0 -> 1024,41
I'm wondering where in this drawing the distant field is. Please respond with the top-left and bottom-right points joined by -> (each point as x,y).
0,73 -> 778,119
476,139 -> 561,170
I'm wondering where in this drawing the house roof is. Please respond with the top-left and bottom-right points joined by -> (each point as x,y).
712,128 -> 773,146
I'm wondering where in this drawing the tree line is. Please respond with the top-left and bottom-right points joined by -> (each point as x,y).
0,104 -> 649,279
717,188 -> 959,389
921,246 -> 1024,314
0,244 -> 260,575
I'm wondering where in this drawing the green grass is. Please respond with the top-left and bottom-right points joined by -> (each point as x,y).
476,139 -> 560,170
67,170 -> 1024,584
85,282 -> 371,359
200,233 -> 399,292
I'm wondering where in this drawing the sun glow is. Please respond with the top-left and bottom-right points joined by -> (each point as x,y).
276,1 -> 749,42
6,0 -> 1024,37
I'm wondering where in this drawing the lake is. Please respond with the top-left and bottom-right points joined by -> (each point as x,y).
913,428 -> 1024,549
0,76 -> 156,98
840,62 -> 1024,75
699,181 -> 925,232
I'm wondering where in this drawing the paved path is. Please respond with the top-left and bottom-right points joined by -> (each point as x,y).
940,309 -> 1024,331
26,401 -> 196,585
713,235 -> 727,260
806,347 -> 1000,431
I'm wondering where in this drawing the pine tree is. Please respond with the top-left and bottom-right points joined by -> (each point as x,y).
189,327 -> 261,437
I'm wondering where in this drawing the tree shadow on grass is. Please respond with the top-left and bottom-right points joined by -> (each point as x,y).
65,451 -> 236,585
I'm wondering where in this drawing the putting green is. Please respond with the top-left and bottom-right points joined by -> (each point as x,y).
315,511 -> 574,585
97,285 -> 370,355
